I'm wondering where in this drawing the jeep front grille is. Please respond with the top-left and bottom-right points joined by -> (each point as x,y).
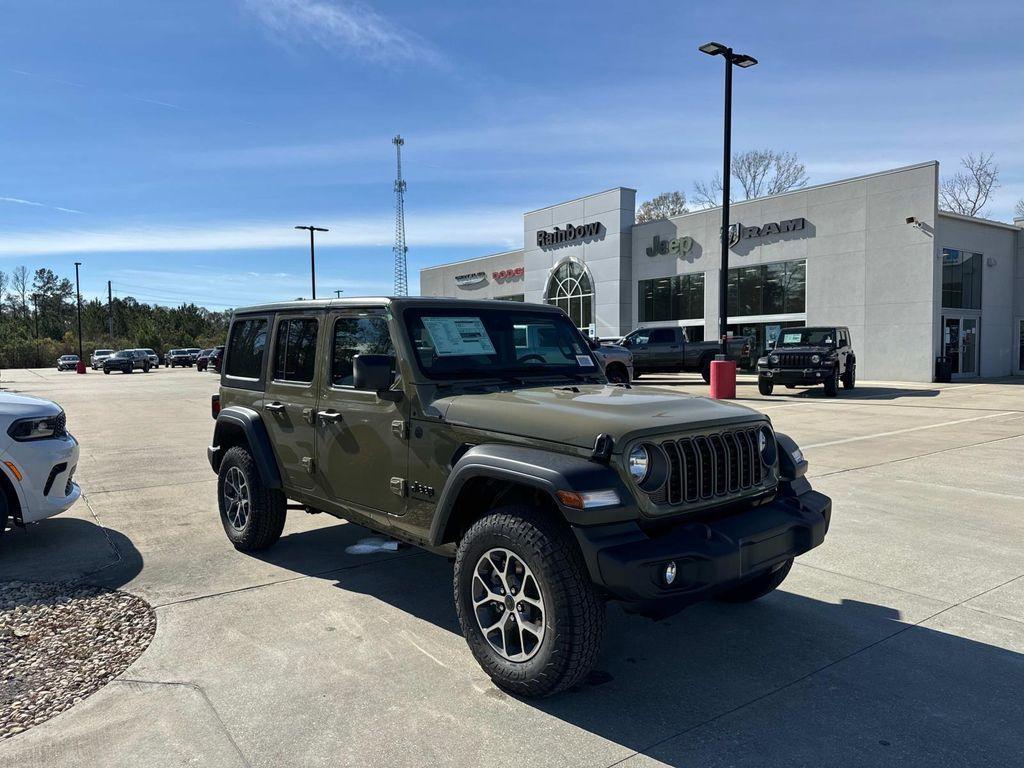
777,352 -> 814,367
650,426 -> 772,507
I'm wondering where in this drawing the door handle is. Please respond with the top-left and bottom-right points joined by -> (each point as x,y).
265,401 -> 285,412
318,410 -> 342,424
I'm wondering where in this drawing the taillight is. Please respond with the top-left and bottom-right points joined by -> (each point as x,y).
211,394 -> 221,420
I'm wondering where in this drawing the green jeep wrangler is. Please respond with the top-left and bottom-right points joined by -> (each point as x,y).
208,298 -> 831,696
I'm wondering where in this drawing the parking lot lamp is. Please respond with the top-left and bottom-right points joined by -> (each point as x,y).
295,225 -> 329,300
74,262 -> 86,373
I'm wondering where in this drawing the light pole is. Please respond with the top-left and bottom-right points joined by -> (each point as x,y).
698,41 -> 757,358
74,262 -> 86,373
333,289 -> 344,298
295,225 -> 329,300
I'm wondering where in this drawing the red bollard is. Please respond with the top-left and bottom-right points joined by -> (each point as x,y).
76,360 -> 87,374
709,359 -> 736,399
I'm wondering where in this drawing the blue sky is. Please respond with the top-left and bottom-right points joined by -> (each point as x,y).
1,0 -> 1023,308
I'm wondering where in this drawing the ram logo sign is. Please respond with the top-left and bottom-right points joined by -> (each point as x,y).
729,217 -> 806,247
535,221 -> 602,248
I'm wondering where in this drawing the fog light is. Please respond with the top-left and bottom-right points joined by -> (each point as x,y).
664,561 -> 677,585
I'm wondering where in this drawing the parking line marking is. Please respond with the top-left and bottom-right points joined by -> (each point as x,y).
801,411 -> 1016,449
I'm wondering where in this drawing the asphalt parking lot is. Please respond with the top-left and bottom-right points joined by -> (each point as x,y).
1,366 -> 1022,767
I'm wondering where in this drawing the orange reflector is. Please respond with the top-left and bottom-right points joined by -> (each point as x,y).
555,490 -> 583,509
3,461 -> 23,481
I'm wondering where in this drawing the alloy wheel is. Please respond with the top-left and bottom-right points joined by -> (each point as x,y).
223,466 -> 251,531
472,548 -> 546,662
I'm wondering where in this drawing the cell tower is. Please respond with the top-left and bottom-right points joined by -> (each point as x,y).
392,135 -> 408,296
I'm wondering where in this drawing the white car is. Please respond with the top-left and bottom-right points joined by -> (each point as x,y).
134,348 -> 160,368
91,349 -> 114,369
0,392 -> 81,532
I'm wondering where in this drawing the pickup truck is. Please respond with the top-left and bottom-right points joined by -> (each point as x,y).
618,326 -> 753,383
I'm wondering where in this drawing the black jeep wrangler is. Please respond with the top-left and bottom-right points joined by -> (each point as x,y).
757,326 -> 856,397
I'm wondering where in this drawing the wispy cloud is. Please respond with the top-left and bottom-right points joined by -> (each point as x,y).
0,196 -> 84,214
0,207 -> 522,258
241,0 -> 444,68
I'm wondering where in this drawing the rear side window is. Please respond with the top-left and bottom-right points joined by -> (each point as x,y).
331,313 -> 394,387
226,318 -> 268,379
274,318 -> 319,383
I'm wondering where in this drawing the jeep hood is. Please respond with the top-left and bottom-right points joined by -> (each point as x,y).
428,385 -> 764,450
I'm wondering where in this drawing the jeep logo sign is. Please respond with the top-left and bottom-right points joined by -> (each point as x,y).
646,234 -> 694,258
728,217 -> 806,247
536,221 -> 602,247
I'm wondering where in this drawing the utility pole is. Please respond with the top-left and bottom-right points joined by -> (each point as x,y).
294,225 -> 328,300
392,135 -> 408,296
107,280 -> 113,337
333,290 -> 344,298
74,262 -> 85,372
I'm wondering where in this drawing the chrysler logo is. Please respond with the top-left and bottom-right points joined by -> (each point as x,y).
454,271 -> 487,286
729,217 -> 806,247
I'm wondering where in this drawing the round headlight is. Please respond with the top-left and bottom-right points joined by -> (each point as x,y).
811,353 -> 821,364
628,444 -> 651,482
768,354 -> 779,365
758,425 -> 777,465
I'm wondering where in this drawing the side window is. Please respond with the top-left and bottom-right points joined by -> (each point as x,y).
649,328 -> 675,344
273,318 -> 319,383
225,318 -> 268,379
331,313 -> 394,387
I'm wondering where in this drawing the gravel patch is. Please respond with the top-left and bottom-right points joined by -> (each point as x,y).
0,581 -> 156,739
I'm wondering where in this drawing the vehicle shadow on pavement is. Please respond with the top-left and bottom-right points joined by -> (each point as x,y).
770,385 -> 941,401
249,527 -> 1022,766
0,517 -> 143,590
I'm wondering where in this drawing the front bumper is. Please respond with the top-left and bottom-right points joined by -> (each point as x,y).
573,484 -> 830,609
1,434 -> 82,524
759,367 -> 833,385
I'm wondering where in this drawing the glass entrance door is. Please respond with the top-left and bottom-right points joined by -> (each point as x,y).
1016,318 -> 1024,375
943,315 -> 979,377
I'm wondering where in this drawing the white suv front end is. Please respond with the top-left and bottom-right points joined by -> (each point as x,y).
1,392 -> 81,529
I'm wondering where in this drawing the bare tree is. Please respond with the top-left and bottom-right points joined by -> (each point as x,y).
0,269 -> 7,322
11,265 -> 29,317
1015,198 -> 1024,220
692,150 -> 809,208
636,191 -> 689,223
939,153 -> 999,218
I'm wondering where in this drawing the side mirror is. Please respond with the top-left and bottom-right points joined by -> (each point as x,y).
354,354 -> 397,397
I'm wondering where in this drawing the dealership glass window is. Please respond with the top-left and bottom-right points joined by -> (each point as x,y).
941,249 -> 982,310
225,317 -> 267,379
728,320 -> 805,357
545,260 -> 594,330
727,259 -> 806,317
638,273 -> 705,323
273,317 -> 319,383
331,312 -> 394,387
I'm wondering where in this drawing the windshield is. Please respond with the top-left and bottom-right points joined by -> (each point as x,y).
115,351 -> 131,358
95,349 -> 113,355
775,328 -> 836,348
404,307 -> 597,381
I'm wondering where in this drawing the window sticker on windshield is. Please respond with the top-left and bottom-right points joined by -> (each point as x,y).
781,332 -> 802,344
576,354 -> 595,367
422,317 -> 497,356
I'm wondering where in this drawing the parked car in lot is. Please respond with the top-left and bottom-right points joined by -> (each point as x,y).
589,341 -> 633,383
166,349 -> 195,367
134,348 -> 160,369
208,345 -> 225,373
195,348 -> 213,371
186,347 -> 202,363
56,355 -> 80,371
0,391 -> 81,533
209,298 -> 830,697
103,349 -> 151,374
618,326 -> 753,382
90,349 -> 114,369
757,326 -> 856,397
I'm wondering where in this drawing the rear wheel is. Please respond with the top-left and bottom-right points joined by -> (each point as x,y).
758,378 -> 774,396
717,559 -> 793,602
217,446 -> 286,551
454,504 -> 605,697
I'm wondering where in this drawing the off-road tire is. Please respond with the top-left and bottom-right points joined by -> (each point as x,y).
454,504 -> 605,697
717,558 -> 794,603
758,378 -> 774,396
700,356 -> 713,384
217,446 -> 286,551
824,370 -> 838,397
605,363 -> 629,384
842,363 -> 856,390
0,491 -> 9,537
104,369 -> 110,374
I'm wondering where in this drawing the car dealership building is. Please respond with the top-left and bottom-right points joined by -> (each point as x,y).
420,162 -> 1024,382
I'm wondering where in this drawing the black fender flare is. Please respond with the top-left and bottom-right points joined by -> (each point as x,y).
209,406 -> 283,489
428,444 -> 636,546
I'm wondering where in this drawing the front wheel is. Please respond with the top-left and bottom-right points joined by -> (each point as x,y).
824,370 -> 838,397
104,369 -> 110,375
454,505 -> 605,697
842,363 -> 856,390
217,446 -> 286,551
605,364 -> 629,384
700,357 -> 712,384
758,378 -> 774,396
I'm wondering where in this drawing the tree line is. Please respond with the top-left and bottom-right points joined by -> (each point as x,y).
0,266 -> 230,369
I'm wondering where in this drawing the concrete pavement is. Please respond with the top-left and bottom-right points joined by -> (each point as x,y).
1,366 -> 1022,766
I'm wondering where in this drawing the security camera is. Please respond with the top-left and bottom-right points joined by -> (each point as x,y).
906,216 -> 917,224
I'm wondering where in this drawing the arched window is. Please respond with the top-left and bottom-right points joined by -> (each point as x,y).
545,260 -> 594,330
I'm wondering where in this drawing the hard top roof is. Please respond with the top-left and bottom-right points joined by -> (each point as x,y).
230,296 -> 560,316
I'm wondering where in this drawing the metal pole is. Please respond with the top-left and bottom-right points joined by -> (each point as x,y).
309,228 -> 316,300
107,280 -> 113,336
718,53 -> 733,357
74,263 -> 84,359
